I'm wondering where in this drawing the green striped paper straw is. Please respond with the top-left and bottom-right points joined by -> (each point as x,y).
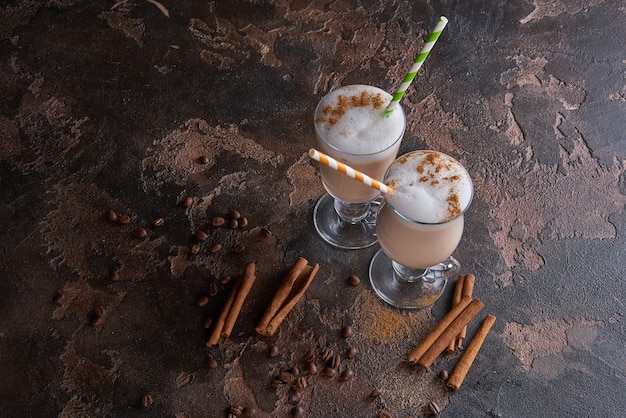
385,16 -> 448,116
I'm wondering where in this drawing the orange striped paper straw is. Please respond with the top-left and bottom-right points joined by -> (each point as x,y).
308,148 -> 393,194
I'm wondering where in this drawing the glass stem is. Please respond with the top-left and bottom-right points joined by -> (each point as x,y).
333,199 -> 371,224
391,261 -> 428,283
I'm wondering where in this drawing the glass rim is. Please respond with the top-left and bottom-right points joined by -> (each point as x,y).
313,85 -> 406,157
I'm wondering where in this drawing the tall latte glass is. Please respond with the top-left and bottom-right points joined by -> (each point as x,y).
369,150 -> 473,308
313,85 -> 405,249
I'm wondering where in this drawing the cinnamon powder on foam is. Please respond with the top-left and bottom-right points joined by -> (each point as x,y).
316,91 -> 386,126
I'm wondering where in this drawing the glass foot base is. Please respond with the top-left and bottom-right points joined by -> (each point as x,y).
313,194 -> 379,249
369,250 -> 460,309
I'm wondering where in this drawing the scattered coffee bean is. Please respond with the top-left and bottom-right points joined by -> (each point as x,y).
306,362 -> 317,375
118,214 -> 131,224
135,227 -> 148,238
190,244 -> 201,255
279,371 -> 295,384
438,369 -> 449,381
219,275 -> 231,285
291,405 -> 305,417
228,208 -> 241,220
328,354 -> 341,369
176,371 -> 193,387
90,316 -> 104,327
198,155 -> 209,164
94,305 -> 106,317
206,357 -> 217,368
195,231 -> 208,241
208,282 -> 218,297
232,243 -> 245,254
230,404 -> 243,415
346,347 -> 357,359
202,317 -> 213,329
196,295 -> 209,307
369,389 -> 382,398
271,379 -> 284,389
260,227 -> 272,238
238,216 -> 248,228
428,401 -> 441,415
378,410 -> 391,418
208,243 -> 222,253
229,218 -> 239,229
289,365 -> 300,376
110,269 -> 120,281
339,368 -> 354,382
321,348 -> 333,362
347,274 -> 361,286
141,394 -> 153,408
106,210 -> 117,222
322,367 -> 336,378
268,345 -> 279,358
302,351 -> 315,363
53,292 -> 65,304
153,217 -> 164,227
211,216 -> 226,227
182,196 -> 193,207
342,325 -> 353,338
294,375 -> 307,391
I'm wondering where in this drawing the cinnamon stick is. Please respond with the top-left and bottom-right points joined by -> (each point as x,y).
407,296 -> 472,363
456,273 -> 475,348
446,275 -> 466,352
255,257 -> 319,337
206,263 -> 257,346
417,298 -> 485,369
447,314 -> 496,390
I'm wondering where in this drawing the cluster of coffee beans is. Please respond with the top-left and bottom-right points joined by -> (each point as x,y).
192,208 -> 250,256
227,403 -> 257,418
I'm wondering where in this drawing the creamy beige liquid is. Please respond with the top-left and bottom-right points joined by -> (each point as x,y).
376,150 -> 473,268
314,85 -> 405,203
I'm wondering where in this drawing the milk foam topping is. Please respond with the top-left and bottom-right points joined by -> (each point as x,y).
314,85 -> 405,154
385,151 -> 473,224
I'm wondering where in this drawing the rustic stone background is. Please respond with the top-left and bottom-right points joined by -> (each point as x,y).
1,1 -> 624,417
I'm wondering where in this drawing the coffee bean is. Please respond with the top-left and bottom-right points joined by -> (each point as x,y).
198,155 -> 209,164
195,231 -> 208,241
196,295 -> 209,307
206,357 -> 217,368
228,208 -> 241,220
90,316 -> 104,327
339,368 -> 354,382
279,371 -> 295,384
378,410 -> 391,418
291,405 -> 305,417
347,274 -> 361,286
438,369 -> 449,381
135,227 -> 148,238
271,379 -> 284,389
207,282 -> 218,297
176,371 -> 193,387
369,389 -> 382,398
238,216 -> 248,228
229,219 -> 239,229
141,394 -> 153,408
342,325 -> 353,338
182,196 -> 193,207
153,217 -> 164,227
110,269 -> 120,281
190,244 -> 201,255
94,305 -> 106,317
322,367 -> 336,378
106,210 -> 117,222
211,216 -> 226,227
219,275 -> 231,285
260,227 -> 272,238
202,317 -> 213,329
230,405 -> 243,415
294,376 -> 307,391
232,243 -> 245,254
53,292 -> 65,304
289,365 -> 300,376
268,345 -> 279,358
346,347 -> 357,359
321,348 -> 333,362
302,351 -> 315,363
209,243 -> 222,253
306,362 -> 317,375
428,401 -> 441,415
328,354 -> 340,369
118,214 -> 131,224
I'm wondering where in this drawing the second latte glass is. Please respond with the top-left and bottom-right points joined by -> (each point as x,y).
313,85 -> 405,249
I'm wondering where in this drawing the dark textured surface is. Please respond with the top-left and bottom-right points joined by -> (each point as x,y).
1,1 -> 624,417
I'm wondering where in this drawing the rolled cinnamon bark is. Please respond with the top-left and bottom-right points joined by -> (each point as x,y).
407,296 -> 473,363
447,314 -> 496,390
417,299 -> 485,369
456,273 -> 475,348
447,275 -> 466,352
